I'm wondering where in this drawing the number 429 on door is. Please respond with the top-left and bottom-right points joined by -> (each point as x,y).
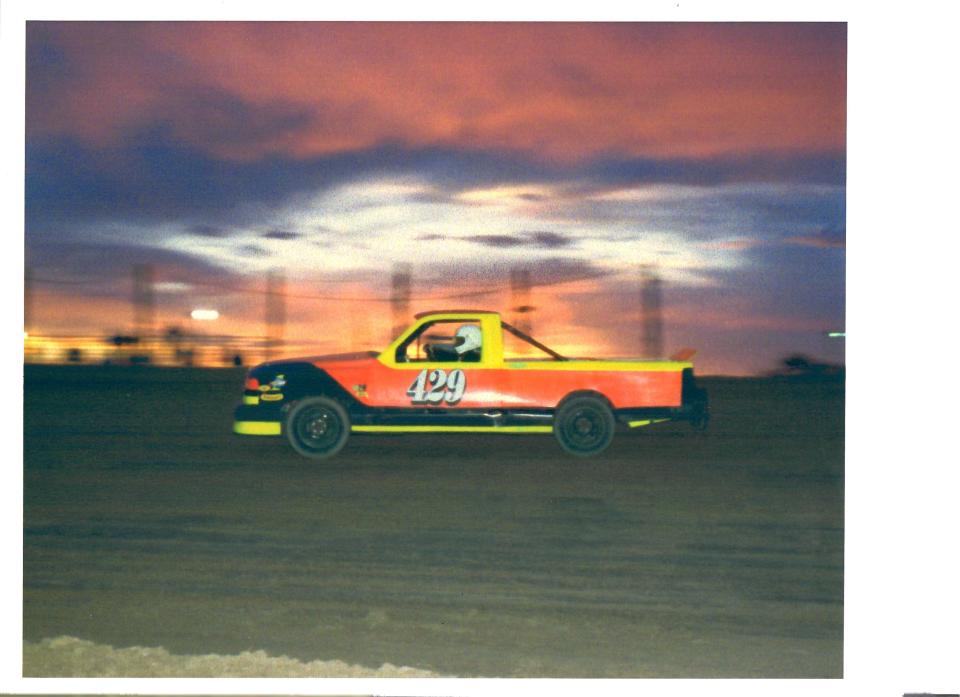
406,368 -> 467,405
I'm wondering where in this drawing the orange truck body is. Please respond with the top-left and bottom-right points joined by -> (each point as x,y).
234,310 -> 708,457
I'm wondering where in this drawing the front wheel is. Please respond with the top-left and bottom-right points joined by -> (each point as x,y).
553,396 -> 615,456
284,396 -> 350,459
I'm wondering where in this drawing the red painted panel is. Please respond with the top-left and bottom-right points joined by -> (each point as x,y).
323,361 -> 511,408
497,368 -> 682,409
321,359 -> 683,409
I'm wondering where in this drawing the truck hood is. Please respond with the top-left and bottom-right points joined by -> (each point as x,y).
259,351 -> 379,368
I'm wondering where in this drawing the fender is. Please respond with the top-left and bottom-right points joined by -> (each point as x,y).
247,362 -> 365,413
556,389 -> 615,411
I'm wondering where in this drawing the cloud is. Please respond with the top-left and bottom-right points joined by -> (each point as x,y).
700,239 -> 765,251
528,231 -> 572,248
26,22 -> 845,162
698,242 -> 845,324
261,229 -> 302,241
465,231 -> 575,249
24,135 -> 549,234
581,152 -> 846,188
236,243 -> 271,257
787,226 -> 846,249
467,235 -> 525,248
187,224 -> 231,238
547,182 -> 846,244
26,122 -> 845,241
420,256 -> 611,291
25,239 -> 244,305
154,85 -> 318,159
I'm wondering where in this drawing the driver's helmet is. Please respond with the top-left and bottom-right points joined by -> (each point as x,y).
454,325 -> 482,355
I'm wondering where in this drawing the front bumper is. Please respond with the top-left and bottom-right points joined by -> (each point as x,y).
233,403 -> 283,436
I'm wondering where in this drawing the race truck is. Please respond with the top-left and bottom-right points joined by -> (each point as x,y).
233,310 -> 708,458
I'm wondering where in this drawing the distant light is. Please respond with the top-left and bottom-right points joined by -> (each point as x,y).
24,331 -> 29,340
191,309 -> 220,321
828,331 -> 845,338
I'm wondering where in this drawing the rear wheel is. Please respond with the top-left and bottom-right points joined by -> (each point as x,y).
553,396 -> 615,456
284,396 -> 350,459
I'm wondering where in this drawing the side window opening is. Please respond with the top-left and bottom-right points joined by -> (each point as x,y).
395,320 -> 483,363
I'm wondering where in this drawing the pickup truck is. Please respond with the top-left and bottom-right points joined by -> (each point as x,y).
233,309 -> 708,458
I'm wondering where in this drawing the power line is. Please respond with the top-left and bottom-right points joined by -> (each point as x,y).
29,269 -> 615,303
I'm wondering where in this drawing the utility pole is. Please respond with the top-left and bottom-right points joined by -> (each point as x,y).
640,264 -> 663,358
510,266 -> 534,353
390,263 -> 412,340
265,270 -> 286,362
133,264 -> 155,359
24,266 -> 34,362
24,265 -> 33,336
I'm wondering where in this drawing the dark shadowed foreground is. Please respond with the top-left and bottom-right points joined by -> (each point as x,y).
23,366 -> 843,677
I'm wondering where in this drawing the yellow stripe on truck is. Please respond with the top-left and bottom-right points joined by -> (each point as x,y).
351,425 -> 553,434
627,418 -> 671,428
505,360 -> 691,372
234,422 -> 552,436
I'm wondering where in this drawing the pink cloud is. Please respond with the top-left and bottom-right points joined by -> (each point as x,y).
28,22 -> 846,162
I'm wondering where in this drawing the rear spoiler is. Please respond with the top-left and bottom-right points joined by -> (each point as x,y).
669,348 -> 697,361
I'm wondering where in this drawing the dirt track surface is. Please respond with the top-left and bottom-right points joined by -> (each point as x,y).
23,366 -> 843,677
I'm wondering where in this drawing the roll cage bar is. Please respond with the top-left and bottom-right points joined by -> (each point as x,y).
501,321 -> 568,361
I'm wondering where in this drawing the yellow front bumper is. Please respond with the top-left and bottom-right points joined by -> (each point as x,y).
233,421 -> 282,436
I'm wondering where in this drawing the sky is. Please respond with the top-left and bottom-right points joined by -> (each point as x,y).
24,21 -> 846,375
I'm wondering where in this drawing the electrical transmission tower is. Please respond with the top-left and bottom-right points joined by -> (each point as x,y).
640,264 -> 663,358
24,266 -> 33,335
391,263 -> 412,340
133,264 -> 156,358
510,266 -> 534,345
265,270 -> 286,361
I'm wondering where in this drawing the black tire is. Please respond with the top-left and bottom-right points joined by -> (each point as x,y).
553,395 -> 615,456
284,396 -> 351,459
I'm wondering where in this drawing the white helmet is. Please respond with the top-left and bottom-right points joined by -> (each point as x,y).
454,325 -> 482,354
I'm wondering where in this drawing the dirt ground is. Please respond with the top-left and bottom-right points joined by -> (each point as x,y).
22,365 -> 843,677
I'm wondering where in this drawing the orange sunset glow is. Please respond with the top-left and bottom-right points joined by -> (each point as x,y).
25,22 -> 846,375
